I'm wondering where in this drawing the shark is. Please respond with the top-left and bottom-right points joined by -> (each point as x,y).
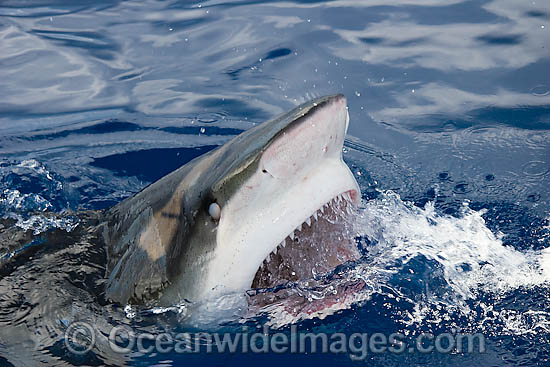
101,94 -> 361,306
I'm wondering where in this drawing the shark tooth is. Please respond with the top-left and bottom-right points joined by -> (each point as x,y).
343,192 -> 351,202
313,211 -> 318,221
305,217 -> 311,226
289,232 -> 294,241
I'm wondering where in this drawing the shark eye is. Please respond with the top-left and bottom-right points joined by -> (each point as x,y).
208,202 -> 221,220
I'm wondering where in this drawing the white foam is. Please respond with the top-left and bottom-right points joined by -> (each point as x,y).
357,191 -> 550,298
15,214 -> 79,235
1,189 -> 52,212
538,246 -> 550,279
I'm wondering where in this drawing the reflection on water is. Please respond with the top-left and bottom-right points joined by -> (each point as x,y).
2,0 -> 548,125
0,0 -> 549,366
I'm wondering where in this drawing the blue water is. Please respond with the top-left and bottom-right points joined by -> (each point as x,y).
1,0 -> 549,366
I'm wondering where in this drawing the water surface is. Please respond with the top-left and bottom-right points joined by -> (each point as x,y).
1,0 -> 549,366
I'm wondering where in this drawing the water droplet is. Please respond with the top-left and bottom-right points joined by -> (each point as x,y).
200,127 -> 206,134
355,91 -> 361,97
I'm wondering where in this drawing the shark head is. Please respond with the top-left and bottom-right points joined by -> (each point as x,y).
103,94 -> 361,305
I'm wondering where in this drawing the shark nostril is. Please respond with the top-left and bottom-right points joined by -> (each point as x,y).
262,168 -> 275,178
209,202 -> 221,220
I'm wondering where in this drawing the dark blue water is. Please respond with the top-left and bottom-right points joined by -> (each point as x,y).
1,0 -> 549,366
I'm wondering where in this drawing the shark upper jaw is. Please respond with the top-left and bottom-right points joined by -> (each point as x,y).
200,95 -> 361,299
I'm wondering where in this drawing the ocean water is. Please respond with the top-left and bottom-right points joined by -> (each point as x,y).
1,0 -> 549,366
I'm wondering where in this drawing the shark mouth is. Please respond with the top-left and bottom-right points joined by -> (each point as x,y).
251,189 -> 360,290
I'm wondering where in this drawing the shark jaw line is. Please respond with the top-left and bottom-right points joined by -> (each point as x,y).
251,189 -> 359,290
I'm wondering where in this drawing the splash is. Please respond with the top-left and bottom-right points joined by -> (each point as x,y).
14,214 -> 79,235
352,191 -> 550,334
357,191 -> 549,300
0,159 -> 77,235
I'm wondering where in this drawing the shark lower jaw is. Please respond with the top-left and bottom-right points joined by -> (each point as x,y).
251,188 -> 360,290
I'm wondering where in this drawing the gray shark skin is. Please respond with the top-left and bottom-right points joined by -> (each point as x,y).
102,94 -> 361,306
